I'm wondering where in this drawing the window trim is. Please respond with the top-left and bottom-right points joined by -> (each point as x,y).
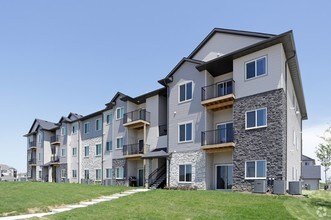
244,55 -> 268,80
72,124 -> 77,134
245,107 -> 267,130
84,169 -> 90,179
244,160 -> 267,180
61,148 -> 66,157
115,107 -> 124,120
178,81 -> 193,103
115,167 -> 125,179
61,126 -> 66,136
95,169 -> 102,180
61,169 -> 66,178
95,143 -> 102,156
116,136 -> 124,149
72,169 -> 77,178
106,141 -> 112,151
106,168 -> 112,179
84,145 -> 90,157
84,122 -> 90,134
106,113 -> 113,124
178,121 -> 194,143
72,147 -> 77,157
178,164 -> 193,183
95,118 -> 102,131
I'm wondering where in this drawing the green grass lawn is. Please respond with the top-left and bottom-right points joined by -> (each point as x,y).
46,190 -> 331,220
0,182 -> 127,217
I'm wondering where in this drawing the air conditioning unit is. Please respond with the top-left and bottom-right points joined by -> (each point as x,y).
273,180 -> 286,195
289,181 -> 302,195
254,180 -> 267,193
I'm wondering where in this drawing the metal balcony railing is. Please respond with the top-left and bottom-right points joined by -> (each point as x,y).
51,155 -> 60,163
123,143 -> 144,156
201,128 -> 234,146
50,135 -> 60,143
29,141 -> 37,148
201,79 -> 235,101
28,158 -> 37,165
123,109 -> 150,124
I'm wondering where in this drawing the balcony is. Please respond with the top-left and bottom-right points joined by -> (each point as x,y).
201,80 -> 235,111
201,128 -> 235,153
123,109 -> 150,129
50,135 -> 60,145
28,158 -> 37,165
50,155 -> 60,165
123,143 -> 144,158
29,141 -> 37,149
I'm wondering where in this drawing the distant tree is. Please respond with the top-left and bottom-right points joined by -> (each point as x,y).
316,127 -> 331,185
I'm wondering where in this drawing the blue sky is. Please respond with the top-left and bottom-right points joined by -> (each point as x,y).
0,1 -> 330,175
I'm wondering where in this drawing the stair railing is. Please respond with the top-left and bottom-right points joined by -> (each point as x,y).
148,165 -> 166,187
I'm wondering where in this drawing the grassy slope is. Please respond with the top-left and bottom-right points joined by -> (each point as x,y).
48,190 -> 308,220
0,182 -> 127,216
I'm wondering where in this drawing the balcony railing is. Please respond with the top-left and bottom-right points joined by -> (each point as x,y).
201,80 -> 235,102
29,141 -> 37,148
50,155 -> 60,163
28,158 -> 37,165
50,135 -> 60,144
123,143 -> 144,156
123,109 -> 150,124
201,128 -> 234,147
159,124 -> 167,136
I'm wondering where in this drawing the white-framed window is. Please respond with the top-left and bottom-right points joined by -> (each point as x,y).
245,56 -> 267,80
61,169 -> 66,178
84,122 -> 90,134
72,147 -> 77,157
106,141 -> 112,151
72,123 -> 77,134
61,148 -> 66,157
106,168 -> 112,179
37,133 -> 42,143
61,126 -> 66,136
39,170 -> 42,179
245,108 -> 267,129
84,146 -> 90,157
84,170 -> 89,179
178,122 -> 193,143
106,114 -> 113,124
245,160 -> 267,179
38,152 -> 41,161
96,144 -> 102,156
96,169 -> 102,180
178,81 -> 193,103
116,137 -> 124,149
116,167 -> 124,179
96,118 -> 102,131
72,170 -> 77,178
179,164 -> 192,182
116,107 -> 124,120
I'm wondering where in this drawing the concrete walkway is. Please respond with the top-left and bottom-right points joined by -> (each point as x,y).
0,188 -> 149,220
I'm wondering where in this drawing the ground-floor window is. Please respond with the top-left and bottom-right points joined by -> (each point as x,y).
116,167 -> 124,179
179,164 -> 192,182
84,170 -> 89,179
61,169 -> 66,178
72,170 -> 77,178
106,168 -> 112,179
245,160 -> 266,179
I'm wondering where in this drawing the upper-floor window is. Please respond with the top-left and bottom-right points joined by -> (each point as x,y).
72,124 -> 77,134
96,144 -> 102,156
72,147 -> 77,157
116,107 -> 124,120
84,146 -> 90,157
61,126 -> 66,136
245,56 -> 267,80
179,81 -> 193,103
246,108 -> 267,129
116,137 -> 124,149
245,160 -> 266,179
106,114 -> 113,124
38,153 -> 41,161
84,122 -> 90,134
96,119 -> 102,131
61,148 -> 66,157
178,122 -> 193,143
106,141 -> 112,151
37,133 -> 42,143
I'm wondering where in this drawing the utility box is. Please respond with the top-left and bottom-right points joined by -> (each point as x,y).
273,180 -> 286,195
289,181 -> 302,195
254,180 -> 267,193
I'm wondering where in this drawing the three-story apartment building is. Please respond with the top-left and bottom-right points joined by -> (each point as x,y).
25,28 -> 307,191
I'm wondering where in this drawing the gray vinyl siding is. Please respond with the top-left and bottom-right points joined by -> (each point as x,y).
81,115 -> 103,140
168,61 -> 206,153
112,97 -> 127,159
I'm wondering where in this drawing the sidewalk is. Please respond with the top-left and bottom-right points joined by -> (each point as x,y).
0,188 -> 150,220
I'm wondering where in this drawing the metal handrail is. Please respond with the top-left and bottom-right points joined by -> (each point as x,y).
123,109 -> 150,124
201,128 -> 234,146
201,79 -> 235,101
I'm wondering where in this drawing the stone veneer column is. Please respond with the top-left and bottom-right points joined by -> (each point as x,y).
232,89 -> 287,191
112,158 -> 127,186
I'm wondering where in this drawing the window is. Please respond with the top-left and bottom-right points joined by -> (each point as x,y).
72,147 -> 77,157
61,126 -> 66,136
96,144 -> 102,156
106,168 -> 112,179
106,141 -> 112,151
96,169 -> 102,180
84,122 -> 90,134
246,108 -> 267,129
245,160 -> 266,179
116,107 -> 124,120
61,169 -> 66,178
245,56 -> 267,80
61,148 -> 66,157
84,146 -> 90,157
72,124 -> 77,134
116,137 -> 124,149
179,164 -> 192,182
84,170 -> 89,179
179,81 -> 193,103
39,170 -> 42,179
178,122 -> 193,143
304,162 -> 309,166
106,114 -> 113,124
38,153 -> 41,161
116,167 -> 124,179
37,133 -> 42,143
96,119 -> 102,131
72,170 -> 77,178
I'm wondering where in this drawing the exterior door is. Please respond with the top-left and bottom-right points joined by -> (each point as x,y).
216,165 -> 233,190
138,139 -> 144,154
216,123 -> 233,144
217,80 -> 232,97
52,167 -> 57,183
138,169 -> 144,186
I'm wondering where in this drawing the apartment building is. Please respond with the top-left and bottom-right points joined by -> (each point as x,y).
25,28 -> 307,191
302,155 -> 321,190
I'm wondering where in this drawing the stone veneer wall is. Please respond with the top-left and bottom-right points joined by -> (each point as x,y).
81,137 -> 102,181
233,89 -> 287,191
169,150 -> 206,189
112,158 -> 127,186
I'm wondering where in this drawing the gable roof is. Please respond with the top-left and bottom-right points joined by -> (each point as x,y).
105,92 -> 127,108
24,119 -> 57,136
187,28 -> 275,60
121,87 -> 166,104
302,155 -> 315,162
